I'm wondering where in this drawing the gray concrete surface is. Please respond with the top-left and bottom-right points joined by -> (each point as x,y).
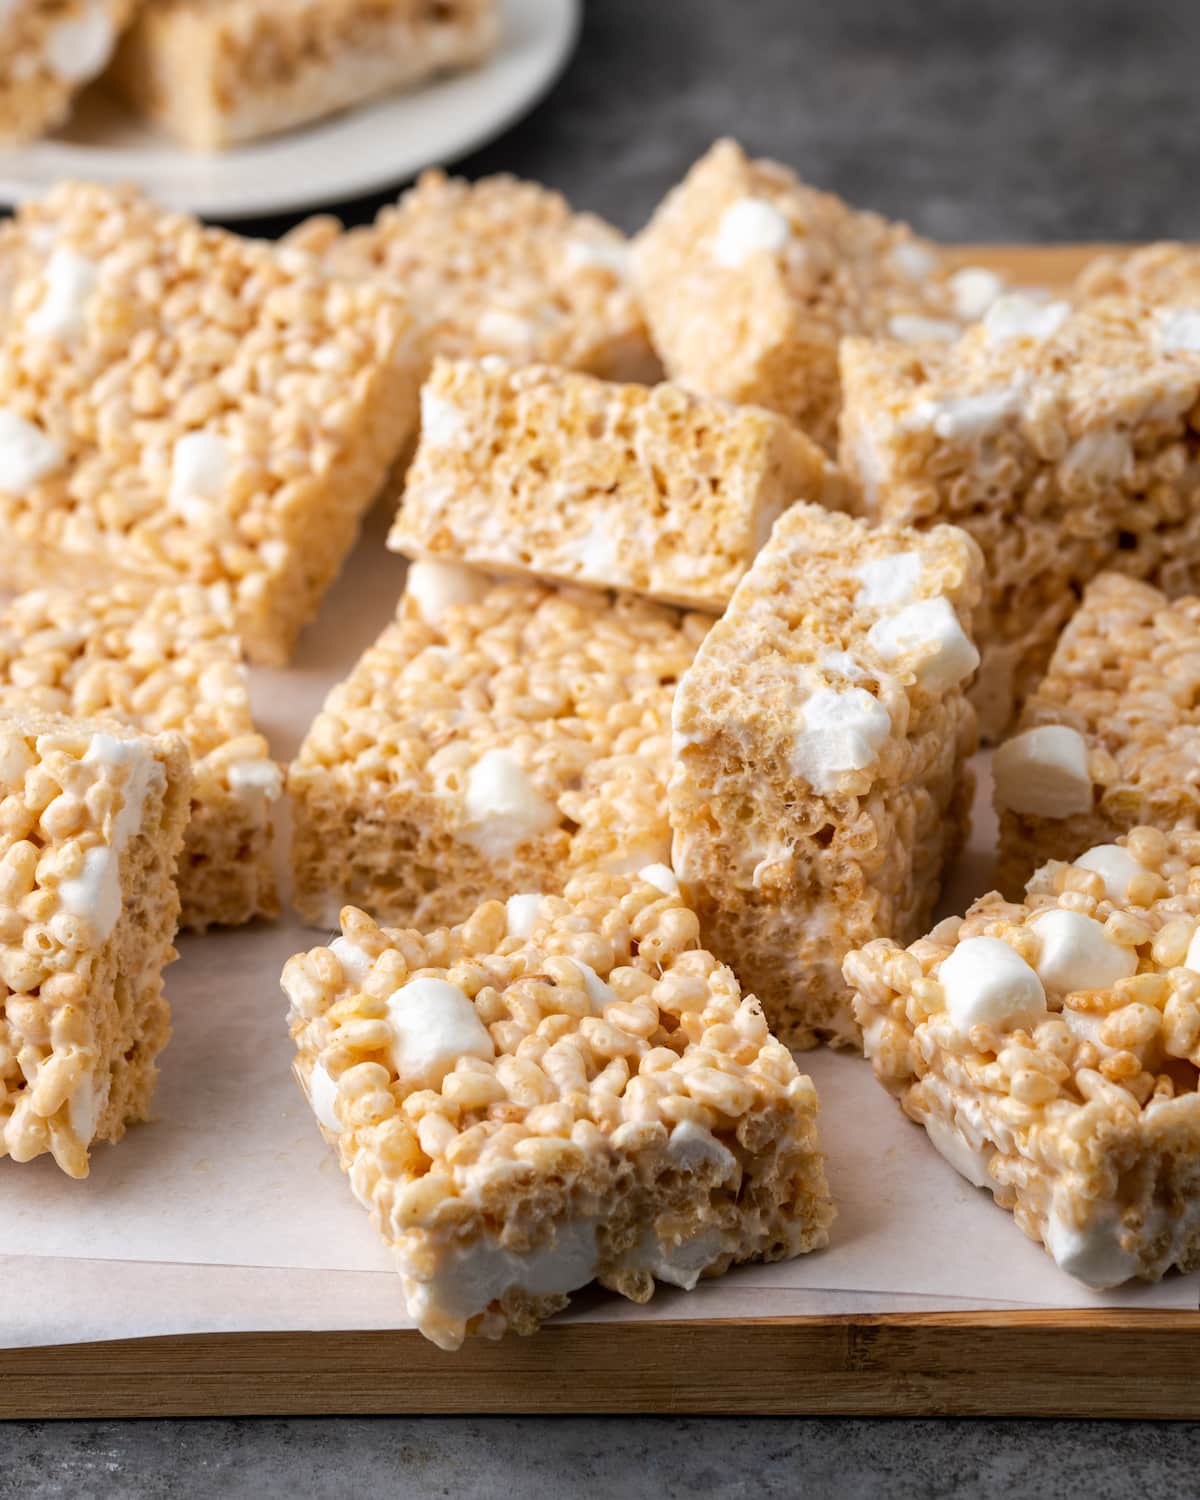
8,0 -> 1200,1490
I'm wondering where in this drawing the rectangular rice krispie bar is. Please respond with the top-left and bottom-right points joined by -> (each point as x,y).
1074,242 -> 1200,305
631,139 -> 996,452
668,502 -> 984,1050
0,710 -> 191,1179
839,296 -> 1200,739
109,0 -> 498,151
286,169 -> 658,384
0,0 -> 137,142
846,826 -> 1200,1288
0,581 -> 280,931
285,869 -> 833,1349
993,572 -> 1200,900
389,358 -> 843,612
289,564 -> 710,930
0,180 -> 422,665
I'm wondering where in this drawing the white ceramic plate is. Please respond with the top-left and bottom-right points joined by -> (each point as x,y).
0,0 -> 579,219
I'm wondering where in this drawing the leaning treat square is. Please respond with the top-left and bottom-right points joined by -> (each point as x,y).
839,296 -> 1200,739
389,359 -> 843,611
994,573 -> 1200,899
0,581 -> 280,931
846,826 -> 1200,1288
668,502 -> 984,1049
0,0 -> 139,143
289,564 -> 710,930
0,181 -> 422,665
285,869 -> 833,1349
0,711 -> 191,1179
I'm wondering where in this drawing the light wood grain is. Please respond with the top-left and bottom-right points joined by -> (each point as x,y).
944,242 -> 1122,287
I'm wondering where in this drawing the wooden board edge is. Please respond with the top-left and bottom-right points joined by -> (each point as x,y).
943,242 -> 1128,284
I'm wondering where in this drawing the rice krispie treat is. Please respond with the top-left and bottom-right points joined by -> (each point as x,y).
846,826 -> 1200,1288
631,139 -> 990,452
0,581 -> 279,931
290,566 -> 710,930
994,572 -> 1200,900
286,169 -> 657,384
0,711 -> 191,1179
390,359 -> 842,612
109,0 -> 497,151
839,296 -> 1200,739
285,869 -> 833,1349
0,181 -> 421,666
1075,243 -> 1200,306
0,0 -> 138,143
668,503 -> 984,1050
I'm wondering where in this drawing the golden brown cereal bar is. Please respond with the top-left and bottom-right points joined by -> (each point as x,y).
0,0 -> 138,142
284,869 -> 833,1349
1074,242 -> 1200,305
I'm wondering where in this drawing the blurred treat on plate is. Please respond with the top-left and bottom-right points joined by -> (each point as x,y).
0,0 -> 140,142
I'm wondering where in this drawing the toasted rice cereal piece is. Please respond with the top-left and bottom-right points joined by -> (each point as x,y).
840,296 -> 1200,739
289,571 -> 710,930
994,573 -> 1200,898
846,826 -> 1200,1288
285,869 -> 833,1348
0,0 -> 137,143
0,581 -> 279,930
109,0 -> 497,151
390,358 -> 844,611
286,169 -> 657,384
0,180 -> 421,665
0,709 -> 191,1178
668,502 -> 983,1050
1075,243 -> 1200,306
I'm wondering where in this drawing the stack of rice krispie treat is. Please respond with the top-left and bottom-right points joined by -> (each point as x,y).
0,582 -> 279,930
669,502 -> 984,1049
1075,243 -> 1200,306
0,710 -> 191,1178
0,0 -> 137,142
390,357 -> 842,611
285,869 -> 833,1349
0,180 -> 422,665
839,296 -> 1200,738
847,827 -> 1200,1288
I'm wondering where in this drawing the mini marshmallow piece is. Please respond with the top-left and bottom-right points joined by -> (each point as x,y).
818,648 -> 865,681
866,597 -> 979,689
169,430 -> 230,513
308,1061 -> 342,1134
854,550 -> 925,611
44,0 -> 115,81
406,559 -> 489,623
711,197 -> 791,267
226,758 -> 283,800
1075,844 -> 1144,903
419,387 -> 467,447
791,686 -> 891,793
1060,430 -> 1132,488
504,892 -> 544,940
0,409 -> 64,495
992,725 -> 1093,819
1042,1202 -> 1139,1289
574,960 -> 618,1013
982,294 -> 1069,344
1184,925 -> 1200,974
462,748 -> 558,859
888,241 -> 939,281
1031,909 -> 1138,995
385,976 -> 495,1090
330,936 -> 374,986
638,863 -> 679,896
564,237 -> 631,276
948,266 -> 1004,322
938,935 -> 1047,1033
888,314 -> 960,345
666,1119 -> 737,1177
906,388 -> 1022,442
58,845 -> 121,939
1157,307 -> 1200,355
27,248 -> 98,341
922,1115 -> 993,1189
476,308 -> 535,353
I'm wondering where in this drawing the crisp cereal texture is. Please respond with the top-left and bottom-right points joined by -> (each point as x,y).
995,573 -> 1200,899
0,710 -> 191,1179
669,502 -> 984,1050
632,138 -> 972,452
390,358 -> 844,611
0,0 -> 139,143
0,581 -> 280,931
285,869 -> 833,1349
1075,243 -> 1200,306
289,571 -> 710,930
846,826 -> 1200,1288
0,180 -> 422,666
839,296 -> 1200,740
286,169 -> 659,384
109,0 -> 497,150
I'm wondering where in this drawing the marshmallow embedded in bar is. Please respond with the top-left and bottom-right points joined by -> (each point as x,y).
0,0 -> 135,143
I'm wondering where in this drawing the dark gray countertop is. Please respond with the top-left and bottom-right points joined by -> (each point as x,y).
9,0 -> 1199,1489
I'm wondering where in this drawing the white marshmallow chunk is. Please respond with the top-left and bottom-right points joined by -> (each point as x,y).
939,935 -> 1047,1033
887,240 -> 939,281
574,961 -> 617,1013
28,247 -> 98,340
1059,430 -> 1132,488
711,197 -> 791,267
854,550 -> 925,610
419,387 -> 468,446
58,846 -> 121,939
982,293 -> 1069,344
1042,1202 -> 1138,1288
992,725 -> 1092,818
564,237 -> 631,276
169,430 -> 230,516
667,1119 -> 737,1178
504,892 -> 544,940
922,1115 -> 993,1190
476,308 -> 535,354
1031,909 -> 1138,995
0,409 -> 64,495
1157,307 -> 1200,354
45,0 -> 115,81
407,559 -> 489,623
638,863 -> 679,896
866,597 -> 979,689
385,977 -> 495,1090
791,687 -> 891,793
819,648 -> 865,681
905,387 -> 1021,442
887,314 -> 960,345
329,936 -> 374,986
948,266 -> 1004,321
307,1062 -> 343,1134
227,758 -> 283,800
1186,925 -> 1200,974
462,748 -> 558,859
1074,844 -> 1143,903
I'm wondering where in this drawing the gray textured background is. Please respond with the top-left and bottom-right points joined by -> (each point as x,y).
9,0 -> 1200,1490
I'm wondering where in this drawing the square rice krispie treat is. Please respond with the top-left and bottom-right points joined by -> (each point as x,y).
846,826 -> 1200,1288
631,139 -> 986,452
109,0 -> 498,151
993,572 -> 1200,900
286,169 -> 658,384
668,503 -> 984,1050
0,180 -> 422,665
0,711 -> 191,1179
289,564 -> 710,930
839,296 -> 1200,739
0,581 -> 280,931
389,358 -> 843,612
1074,242 -> 1200,306
0,0 -> 138,143
285,869 -> 833,1349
